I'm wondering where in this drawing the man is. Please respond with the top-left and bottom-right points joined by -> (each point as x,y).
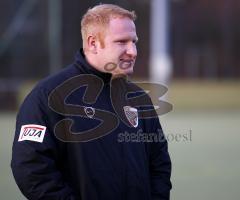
11,4 -> 171,200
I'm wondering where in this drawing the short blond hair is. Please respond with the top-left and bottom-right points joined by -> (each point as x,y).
81,4 -> 136,49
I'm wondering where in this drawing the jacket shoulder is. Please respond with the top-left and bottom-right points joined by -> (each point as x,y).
36,64 -> 80,93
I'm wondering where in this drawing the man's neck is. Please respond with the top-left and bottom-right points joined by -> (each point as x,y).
84,50 -> 105,73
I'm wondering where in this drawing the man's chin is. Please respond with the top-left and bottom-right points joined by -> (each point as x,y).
125,68 -> 134,75
112,68 -> 133,76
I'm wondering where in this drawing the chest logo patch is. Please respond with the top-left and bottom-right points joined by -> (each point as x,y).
84,107 -> 95,118
18,124 -> 46,143
124,106 -> 138,128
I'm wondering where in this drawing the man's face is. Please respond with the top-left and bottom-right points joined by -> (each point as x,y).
97,17 -> 138,75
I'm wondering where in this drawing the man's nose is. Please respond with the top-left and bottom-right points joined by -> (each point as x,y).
126,42 -> 137,58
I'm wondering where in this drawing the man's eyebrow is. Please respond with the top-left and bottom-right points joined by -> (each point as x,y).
114,36 -> 139,42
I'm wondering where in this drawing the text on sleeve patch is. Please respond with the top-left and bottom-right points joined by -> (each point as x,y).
18,124 -> 46,143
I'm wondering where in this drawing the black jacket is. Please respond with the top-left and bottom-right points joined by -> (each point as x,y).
11,49 -> 171,200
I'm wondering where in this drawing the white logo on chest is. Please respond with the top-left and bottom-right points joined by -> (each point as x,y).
124,106 -> 138,128
84,107 -> 95,118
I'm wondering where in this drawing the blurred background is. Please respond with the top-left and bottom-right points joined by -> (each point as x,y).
0,0 -> 239,199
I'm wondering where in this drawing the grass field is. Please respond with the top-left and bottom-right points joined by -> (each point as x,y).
1,110 -> 240,199
1,80 -> 240,199
0,112 -> 26,199
160,110 -> 240,200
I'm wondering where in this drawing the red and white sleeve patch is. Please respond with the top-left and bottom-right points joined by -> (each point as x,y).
18,124 -> 46,143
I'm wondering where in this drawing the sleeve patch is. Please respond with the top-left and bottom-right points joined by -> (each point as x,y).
18,124 -> 46,143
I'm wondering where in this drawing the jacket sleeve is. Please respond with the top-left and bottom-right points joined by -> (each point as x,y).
11,86 -> 76,200
148,117 -> 172,200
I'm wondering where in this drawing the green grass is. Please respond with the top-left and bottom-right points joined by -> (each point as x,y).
0,112 -> 26,200
168,80 -> 240,110
1,110 -> 240,199
160,110 -> 240,200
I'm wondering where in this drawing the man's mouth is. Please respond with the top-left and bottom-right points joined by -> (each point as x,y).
119,59 -> 134,69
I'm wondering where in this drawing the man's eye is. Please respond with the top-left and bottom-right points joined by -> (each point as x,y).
117,41 -> 126,44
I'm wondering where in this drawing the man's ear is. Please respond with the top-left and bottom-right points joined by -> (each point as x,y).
87,35 -> 98,54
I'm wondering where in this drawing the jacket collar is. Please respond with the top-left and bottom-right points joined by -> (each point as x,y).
74,48 -> 112,83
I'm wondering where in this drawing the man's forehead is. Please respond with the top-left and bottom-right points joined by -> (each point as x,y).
104,18 -> 136,40
108,17 -> 136,32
